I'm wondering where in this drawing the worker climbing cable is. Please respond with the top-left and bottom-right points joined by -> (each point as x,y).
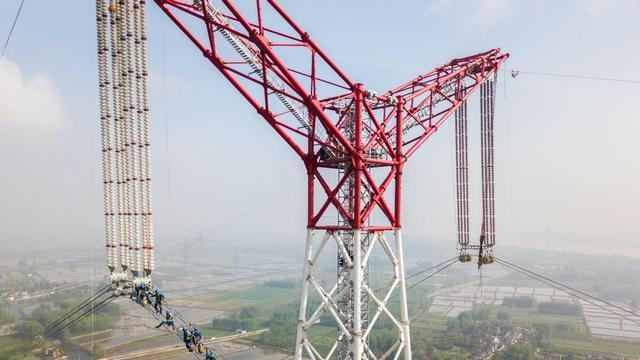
144,285 -> 153,305
205,347 -> 217,360
155,310 -> 175,330
90,0 -> 509,357
129,281 -> 142,300
153,288 -> 164,314
192,326 -> 203,347
180,325 -> 194,352
136,282 -> 146,303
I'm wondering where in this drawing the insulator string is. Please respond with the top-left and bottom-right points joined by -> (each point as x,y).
100,0 -> 154,277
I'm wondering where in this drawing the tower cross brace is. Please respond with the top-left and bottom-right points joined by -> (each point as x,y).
154,1 -> 508,358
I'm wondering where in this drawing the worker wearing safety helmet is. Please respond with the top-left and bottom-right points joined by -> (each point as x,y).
145,287 -> 153,305
192,326 -> 202,345
180,326 -> 194,352
153,288 -> 165,314
155,311 -> 175,330
205,348 -> 216,360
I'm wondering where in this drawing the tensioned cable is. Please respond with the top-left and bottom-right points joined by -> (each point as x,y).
502,71 -> 517,262
496,260 -> 640,328
405,175 -> 454,221
42,290 -> 113,336
45,294 -> 117,339
0,0 -> 25,63
373,256 -> 458,294
405,256 -> 459,281
140,305 -> 202,360
505,69 -> 640,84
388,258 -> 458,301
495,258 -> 640,327
404,259 -> 458,294
160,10 -> 175,254
496,257 -> 640,319
47,295 -> 116,339
46,297 -> 116,340
409,302 -> 431,323
158,176 -> 305,255
0,280 -> 96,305
257,260 -> 459,357
153,300 -> 230,360
40,285 -> 111,334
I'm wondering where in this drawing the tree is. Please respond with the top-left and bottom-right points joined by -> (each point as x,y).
14,320 -> 44,339
240,306 -> 258,319
92,343 -> 105,359
471,306 -> 492,321
457,312 -> 476,335
494,344 -> 535,360
538,302 -> 581,316
0,307 -> 14,325
535,324 -> 551,346
503,296 -> 536,308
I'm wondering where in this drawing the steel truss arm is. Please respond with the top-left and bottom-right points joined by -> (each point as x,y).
155,0 -> 358,159
383,48 -> 509,158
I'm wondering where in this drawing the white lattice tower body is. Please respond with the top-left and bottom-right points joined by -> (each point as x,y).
295,229 -> 411,360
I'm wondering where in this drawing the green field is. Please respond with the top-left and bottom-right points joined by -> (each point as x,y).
550,338 -> 640,357
173,284 -> 299,311
0,335 -> 48,360
485,304 -> 586,328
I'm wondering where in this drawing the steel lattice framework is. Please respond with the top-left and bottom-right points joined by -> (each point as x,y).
153,1 -> 508,359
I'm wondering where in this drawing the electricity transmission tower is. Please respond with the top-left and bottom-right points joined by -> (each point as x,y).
99,0 -> 508,358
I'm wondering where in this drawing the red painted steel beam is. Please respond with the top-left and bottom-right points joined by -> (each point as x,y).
154,0 -> 508,230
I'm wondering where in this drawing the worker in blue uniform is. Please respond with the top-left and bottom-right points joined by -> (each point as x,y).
130,282 -> 140,299
136,282 -> 146,303
205,347 -> 216,360
192,326 -> 202,346
155,311 -> 175,330
145,286 -> 153,305
153,288 -> 164,314
180,326 -> 194,351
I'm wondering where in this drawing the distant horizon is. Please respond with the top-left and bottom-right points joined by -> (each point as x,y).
1,0 -> 639,262
2,234 -> 638,264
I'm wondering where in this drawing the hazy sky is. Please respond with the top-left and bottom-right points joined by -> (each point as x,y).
0,0 -> 638,258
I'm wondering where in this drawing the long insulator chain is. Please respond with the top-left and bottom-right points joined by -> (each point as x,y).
455,91 -> 469,249
108,0 -> 129,271
480,82 -> 487,243
133,0 -> 145,276
138,0 -> 155,275
101,0 -> 154,276
487,74 -> 497,247
121,0 -> 143,276
116,0 -> 139,275
133,0 -> 154,275
97,0 -> 117,272
118,0 -> 133,271
480,76 -> 497,248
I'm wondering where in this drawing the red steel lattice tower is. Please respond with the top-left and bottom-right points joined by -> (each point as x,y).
154,1 -> 508,358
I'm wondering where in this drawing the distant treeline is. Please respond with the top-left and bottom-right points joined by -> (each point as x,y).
502,296 -> 582,316
503,296 -> 536,308
263,280 -> 296,289
538,302 -> 582,316
13,301 -> 121,340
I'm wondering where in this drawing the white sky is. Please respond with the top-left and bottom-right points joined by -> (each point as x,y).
0,0 -> 638,258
